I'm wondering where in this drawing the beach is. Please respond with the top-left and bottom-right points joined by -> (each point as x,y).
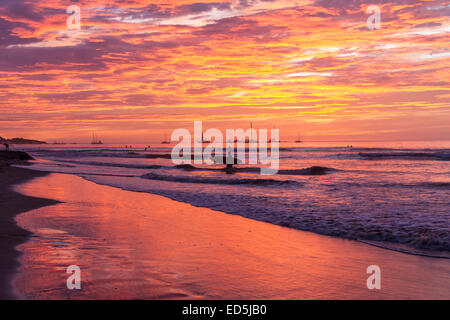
2,0 -> 449,305
0,165 -> 59,299
4,170 -> 450,299
16,142 -> 450,254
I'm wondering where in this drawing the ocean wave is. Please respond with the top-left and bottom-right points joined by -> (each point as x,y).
357,240 -> 450,259
145,153 -> 172,159
359,152 -> 450,161
47,158 -> 340,178
23,144 -> 450,253
324,181 -> 450,190
51,159 -> 165,170
418,182 -> 450,189
105,180 -> 449,252
174,164 -> 338,175
31,150 -> 149,159
140,172 -> 301,186
174,164 -> 231,172
278,166 -> 337,175
33,148 -> 124,153
174,164 -> 266,173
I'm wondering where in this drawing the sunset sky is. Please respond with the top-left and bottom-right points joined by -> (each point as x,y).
0,0 -> 449,143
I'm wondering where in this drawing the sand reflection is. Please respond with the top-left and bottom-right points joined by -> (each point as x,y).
13,173 -> 450,299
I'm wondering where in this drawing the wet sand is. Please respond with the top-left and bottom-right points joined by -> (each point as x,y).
0,166 -> 59,299
10,172 -> 450,299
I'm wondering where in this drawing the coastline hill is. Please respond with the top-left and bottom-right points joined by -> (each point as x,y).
0,136 -> 46,144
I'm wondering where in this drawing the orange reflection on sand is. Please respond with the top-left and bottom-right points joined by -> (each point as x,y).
13,173 -> 450,299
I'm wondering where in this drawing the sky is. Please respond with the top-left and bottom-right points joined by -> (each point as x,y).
0,0 -> 449,143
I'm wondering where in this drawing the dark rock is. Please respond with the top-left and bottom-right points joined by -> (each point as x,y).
0,151 -> 34,161
303,166 -> 333,175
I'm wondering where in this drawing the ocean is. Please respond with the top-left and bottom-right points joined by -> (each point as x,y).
14,140 -> 450,255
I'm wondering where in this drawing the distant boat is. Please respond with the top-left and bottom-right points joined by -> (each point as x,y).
197,132 -> 211,144
161,134 -> 170,144
226,123 -> 258,143
248,122 -> 257,143
233,137 -> 257,143
295,131 -> 302,143
91,133 -> 103,145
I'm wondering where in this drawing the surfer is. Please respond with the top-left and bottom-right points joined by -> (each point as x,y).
207,151 -> 241,174
225,151 -> 235,174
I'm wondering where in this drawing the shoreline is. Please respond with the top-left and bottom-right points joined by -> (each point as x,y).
0,165 -> 59,299
11,170 -> 450,299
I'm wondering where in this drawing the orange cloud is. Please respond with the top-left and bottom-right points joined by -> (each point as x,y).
0,0 -> 448,142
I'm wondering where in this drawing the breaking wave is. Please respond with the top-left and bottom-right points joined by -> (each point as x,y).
141,172 -> 301,186
359,152 -> 450,161
23,143 -> 450,253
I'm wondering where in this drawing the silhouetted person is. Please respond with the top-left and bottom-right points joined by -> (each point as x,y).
225,151 -> 234,174
3,143 -> 9,151
225,163 -> 233,174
